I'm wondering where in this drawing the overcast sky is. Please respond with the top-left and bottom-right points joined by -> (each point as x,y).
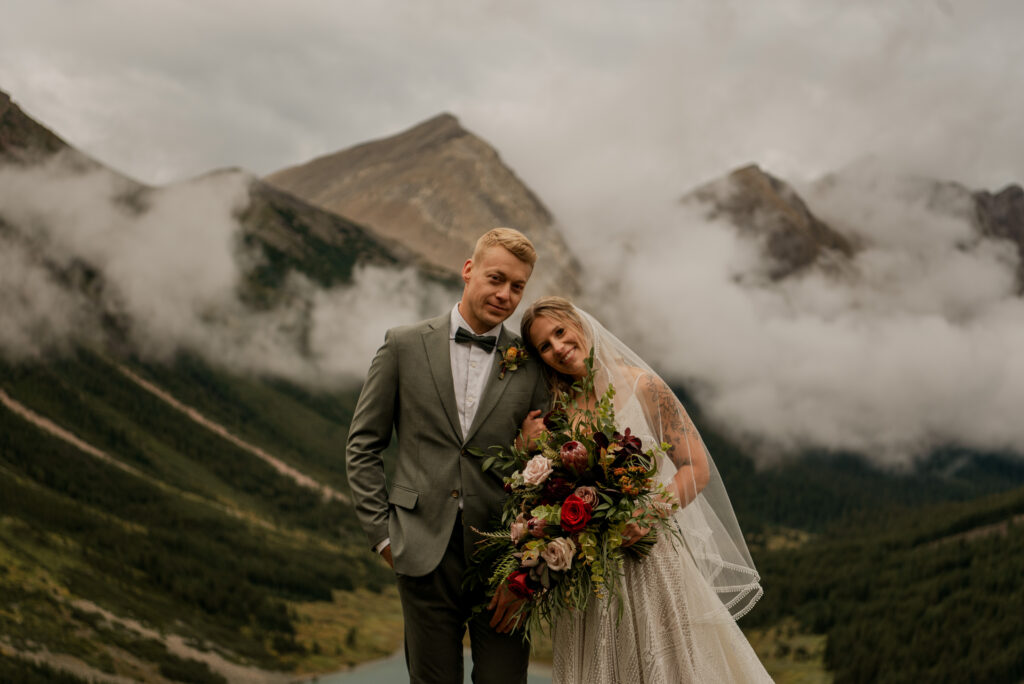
2,0 -> 1022,202
3,0 -> 1024,465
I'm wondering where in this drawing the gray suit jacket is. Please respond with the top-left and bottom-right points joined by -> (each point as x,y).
346,312 -> 549,577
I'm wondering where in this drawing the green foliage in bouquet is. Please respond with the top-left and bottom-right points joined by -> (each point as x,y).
469,351 -> 679,638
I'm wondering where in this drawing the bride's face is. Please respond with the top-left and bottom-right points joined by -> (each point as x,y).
529,314 -> 588,378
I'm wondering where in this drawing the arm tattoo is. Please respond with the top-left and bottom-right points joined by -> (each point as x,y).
643,375 -> 692,468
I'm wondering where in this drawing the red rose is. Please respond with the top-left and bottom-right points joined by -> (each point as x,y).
560,440 -> 589,473
559,493 -> 593,533
506,570 -> 535,598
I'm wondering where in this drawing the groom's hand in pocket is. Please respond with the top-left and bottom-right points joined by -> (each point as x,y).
488,583 -> 523,634
380,546 -> 394,569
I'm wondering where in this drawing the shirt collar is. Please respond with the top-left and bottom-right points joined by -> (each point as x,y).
450,302 -> 503,340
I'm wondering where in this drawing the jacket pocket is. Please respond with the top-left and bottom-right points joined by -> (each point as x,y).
388,484 -> 419,510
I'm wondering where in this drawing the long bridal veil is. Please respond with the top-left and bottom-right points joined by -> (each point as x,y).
576,308 -> 763,621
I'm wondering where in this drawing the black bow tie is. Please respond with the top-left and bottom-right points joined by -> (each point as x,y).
454,327 -> 498,353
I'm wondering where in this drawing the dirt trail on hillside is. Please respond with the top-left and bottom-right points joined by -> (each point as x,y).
0,387 -> 278,531
116,365 -> 348,504
74,598 -> 300,683
0,388 -> 147,478
928,513 -> 1024,547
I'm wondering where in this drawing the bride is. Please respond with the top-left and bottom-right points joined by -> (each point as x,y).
517,296 -> 773,684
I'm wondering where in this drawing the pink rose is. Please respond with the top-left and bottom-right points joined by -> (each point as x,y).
522,454 -> 554,485
541,537 -> 576,572
510,519 -> 528,544
573,486 -> 598,507
560,440 -> 589,473
527,517 -> 547,538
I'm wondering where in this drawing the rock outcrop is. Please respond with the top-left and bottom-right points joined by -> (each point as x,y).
687,164 -> 855,280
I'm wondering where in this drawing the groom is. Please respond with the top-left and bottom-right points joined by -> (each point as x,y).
346,227 -> 549,683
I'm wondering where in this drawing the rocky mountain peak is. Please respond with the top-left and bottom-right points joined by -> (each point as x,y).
974,183 -> 1024,289
687,164 -> 855,279
265,114 -> 579,295
975,183 -> 1024,245
0,89 -> 74,164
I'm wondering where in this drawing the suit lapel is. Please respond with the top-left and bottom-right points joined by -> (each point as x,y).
463,326 -> 514,444
422,315 -> 463,441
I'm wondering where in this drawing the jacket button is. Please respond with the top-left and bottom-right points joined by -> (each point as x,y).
450,490 -> 459,498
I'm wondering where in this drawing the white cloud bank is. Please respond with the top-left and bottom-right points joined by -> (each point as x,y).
0,157 -> 452,386
582,162 -> 1024,465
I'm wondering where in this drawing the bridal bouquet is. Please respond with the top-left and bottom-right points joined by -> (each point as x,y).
469,354 -> 679,636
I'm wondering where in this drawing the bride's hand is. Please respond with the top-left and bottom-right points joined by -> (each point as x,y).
621,512 -> 651,548
515,409 -> 546,452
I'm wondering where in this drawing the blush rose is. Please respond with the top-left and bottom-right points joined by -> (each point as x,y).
522,454 -> 554,485
573,486 -> 598,507
541,537 -> 576,572
510,517 -> 528,544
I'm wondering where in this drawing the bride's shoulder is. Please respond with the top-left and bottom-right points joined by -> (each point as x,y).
611,363 -> 659,394
622,366 -> 676,407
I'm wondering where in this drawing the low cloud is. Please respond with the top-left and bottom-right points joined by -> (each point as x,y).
0,157 -> 453,387
4,154 -> 1024,467
0,235 -> 101,361
577,162 -> 1024,466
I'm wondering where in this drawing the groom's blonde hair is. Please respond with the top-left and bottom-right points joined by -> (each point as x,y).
472,227 -> 537,266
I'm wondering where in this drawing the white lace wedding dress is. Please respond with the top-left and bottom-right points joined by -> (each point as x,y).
551,397 -> 774,684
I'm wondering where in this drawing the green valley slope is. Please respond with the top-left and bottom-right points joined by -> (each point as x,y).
0,348 -> 403,682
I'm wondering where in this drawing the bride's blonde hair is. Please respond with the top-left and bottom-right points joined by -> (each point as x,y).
520,296 -> 591,398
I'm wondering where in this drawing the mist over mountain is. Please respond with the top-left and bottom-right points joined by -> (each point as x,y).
0,89 -> 457,388
588,159 -> 1024,465
4,86 -> 1024,467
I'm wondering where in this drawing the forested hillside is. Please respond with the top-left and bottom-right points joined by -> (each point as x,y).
747,484 -> 1024,683
0,348 -> 401,682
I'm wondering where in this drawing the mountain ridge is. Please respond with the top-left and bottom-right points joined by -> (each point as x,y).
265,112 -> 581,295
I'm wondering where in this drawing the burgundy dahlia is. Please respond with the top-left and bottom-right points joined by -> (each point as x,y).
616,428 -> 643,455
543,477 -> 574,502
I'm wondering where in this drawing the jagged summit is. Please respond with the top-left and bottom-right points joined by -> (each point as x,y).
688,162 -> 1024,291
975,183 -> 1024,279
265,113 -> 579,295
687,164 -> 855,279
0,88 -> 75,163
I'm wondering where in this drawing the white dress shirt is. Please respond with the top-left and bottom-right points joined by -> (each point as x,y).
376,303 -> 501,556
449,303 -> 502,439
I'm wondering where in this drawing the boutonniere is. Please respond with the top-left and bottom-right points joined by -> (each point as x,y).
498,341 -> 529,379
